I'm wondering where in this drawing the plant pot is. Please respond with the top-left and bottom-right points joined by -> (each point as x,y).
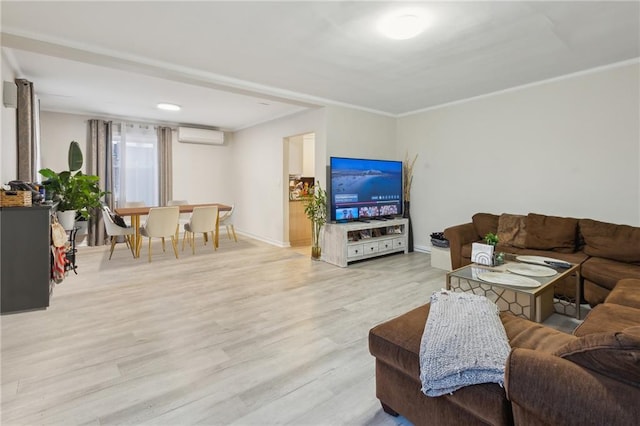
57,210 -> 77,231
311,246 -> 322,260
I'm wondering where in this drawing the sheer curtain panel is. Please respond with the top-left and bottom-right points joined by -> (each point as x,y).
113,123 -> 159,208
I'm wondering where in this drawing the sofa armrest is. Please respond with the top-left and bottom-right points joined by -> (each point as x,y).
444,222 -> 479,270
505,348 -> 639,425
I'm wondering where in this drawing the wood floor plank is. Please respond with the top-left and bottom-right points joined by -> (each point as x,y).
1,236 -> 446,425
2,237 -> 579,425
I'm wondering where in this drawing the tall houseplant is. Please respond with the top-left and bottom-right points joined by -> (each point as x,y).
40,141 -> 106,229
303,182 -> 327,260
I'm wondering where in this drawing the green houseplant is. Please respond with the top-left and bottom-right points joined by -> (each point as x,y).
303,182 -> 327,260
483,232 -> 504,265
40,141 -> 106,228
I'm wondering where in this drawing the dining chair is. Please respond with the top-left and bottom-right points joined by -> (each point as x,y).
101,205 -> 136,259
167,199 -> 189,239
139,206 -> 180,262
219,204 -> 237,242
182,206 -> 218,254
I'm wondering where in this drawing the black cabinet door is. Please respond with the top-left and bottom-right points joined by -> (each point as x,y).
1,206 -> 51,313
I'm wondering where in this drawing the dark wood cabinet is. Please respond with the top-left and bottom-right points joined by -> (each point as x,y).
1,206 -> 51,313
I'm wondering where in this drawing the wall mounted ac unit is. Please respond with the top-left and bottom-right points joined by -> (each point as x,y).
177,126 -> 225,145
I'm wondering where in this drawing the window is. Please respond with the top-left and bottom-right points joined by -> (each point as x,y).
112,123 -> 159,207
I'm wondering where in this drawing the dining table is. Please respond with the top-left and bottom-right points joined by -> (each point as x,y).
115,203 -> 232,258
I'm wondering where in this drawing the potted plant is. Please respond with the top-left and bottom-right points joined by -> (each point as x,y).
303,182 -> 327,260
484,233 -> 504,265
40,141 -> 106,230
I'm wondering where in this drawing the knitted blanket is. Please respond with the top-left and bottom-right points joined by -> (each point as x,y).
419,290 -> 511,397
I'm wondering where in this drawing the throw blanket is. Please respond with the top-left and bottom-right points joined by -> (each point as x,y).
419,290 -> 511,397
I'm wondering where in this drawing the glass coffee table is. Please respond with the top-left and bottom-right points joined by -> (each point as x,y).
446,256 -> 581,323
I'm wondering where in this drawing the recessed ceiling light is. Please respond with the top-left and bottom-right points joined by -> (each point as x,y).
157,103 -> 181,111
378,9 -> 430,40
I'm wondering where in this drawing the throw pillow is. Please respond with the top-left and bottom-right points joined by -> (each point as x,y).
110,212 -> 128,228
579,219 -> 640,264
497,214 -> 527,248
472,213 -> 499,240
524,213 -> 578,253
553,326 -> 640,387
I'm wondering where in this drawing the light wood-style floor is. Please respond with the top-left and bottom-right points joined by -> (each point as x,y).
1,236 -> 581,425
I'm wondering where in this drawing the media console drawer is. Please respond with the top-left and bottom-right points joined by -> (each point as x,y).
348,244 -> 364,258
379,239 -> 394,251
393,238 -> 406,249
363,242 -> 379,254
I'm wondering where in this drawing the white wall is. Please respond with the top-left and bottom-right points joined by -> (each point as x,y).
326,106 -> 397,161
39,111 -> 91,175
171,130 -> 235,205
302,133 -> 315,177
231,108 -> 326,246
397,62 -> 640,251
288,134 -> 303,175
1,51 -> 17,183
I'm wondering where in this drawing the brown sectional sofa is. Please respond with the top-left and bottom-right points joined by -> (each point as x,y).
444,212 -> 640,306
368,278 -> 640,425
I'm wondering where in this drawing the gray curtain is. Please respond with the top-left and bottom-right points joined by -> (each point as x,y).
158,126 -> 173,206
16,79 -> 39,181
87,119 -> 113,246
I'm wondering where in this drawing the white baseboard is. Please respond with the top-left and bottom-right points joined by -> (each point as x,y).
233,229 -> 290,248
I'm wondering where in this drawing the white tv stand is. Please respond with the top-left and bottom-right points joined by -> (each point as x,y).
321,218 -> 408,267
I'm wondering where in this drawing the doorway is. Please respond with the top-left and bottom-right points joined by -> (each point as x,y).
284,132 -> 315,247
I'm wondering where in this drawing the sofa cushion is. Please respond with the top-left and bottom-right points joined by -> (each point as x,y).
500,312 -> 576,352
369,304 -> 429,379
574,304 -> 640,336
554,326 -> 640,388
472,213 -> 499,240
606,279 -> 640,310
581,257 -> 640,292
524,213 -> 578,253
497,214 -> 527,248
580,219 -> 640,264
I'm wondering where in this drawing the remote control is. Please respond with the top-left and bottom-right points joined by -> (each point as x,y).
544,260 -> 571,269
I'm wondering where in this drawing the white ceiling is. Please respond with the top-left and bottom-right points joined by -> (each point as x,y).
2,1 -> 639,131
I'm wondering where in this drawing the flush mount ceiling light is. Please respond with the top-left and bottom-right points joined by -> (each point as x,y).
378,9 -> 430,40
157,102 -> 181,111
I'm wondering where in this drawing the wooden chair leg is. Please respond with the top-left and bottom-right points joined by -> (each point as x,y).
109,236 -> 117,260
171,236 -> 179,259
161,237 -> 166,252
148,238 -> 152,263
181,231 -> 187,251
191,232 -> 196,255
211,231 -> 215,251
230,224 -> 237,242
127,235 -> 135,258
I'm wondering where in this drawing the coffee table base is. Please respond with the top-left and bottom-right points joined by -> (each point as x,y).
447,277 -> 556,323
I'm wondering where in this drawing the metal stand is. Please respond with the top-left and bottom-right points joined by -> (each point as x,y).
65,227 -> 78,274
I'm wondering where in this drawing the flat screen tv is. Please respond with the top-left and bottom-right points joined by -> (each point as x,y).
329,156 -> 403,222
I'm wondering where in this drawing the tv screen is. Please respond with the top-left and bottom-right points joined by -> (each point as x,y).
329,157 -> 403,222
